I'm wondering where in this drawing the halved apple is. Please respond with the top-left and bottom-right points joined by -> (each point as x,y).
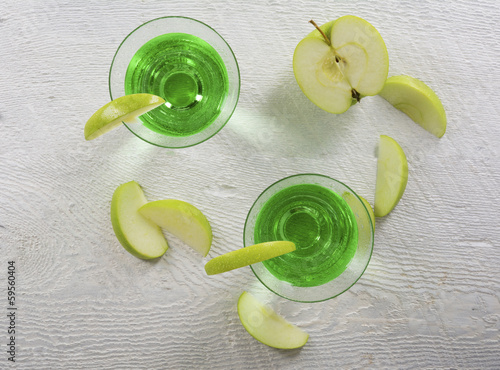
238,291 -> 309,349
293,16 -> 389,113
139,200 -> 212,257
374,135 -> 408,217
110,181 -> 169,259
379,75 -> 447,137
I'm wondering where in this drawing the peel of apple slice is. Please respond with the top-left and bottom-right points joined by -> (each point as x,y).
374,135 -> 408,217
379,75 -> 447,138
138,200 -> 212,257
204,241 -> 296,275
293,16 -> 389,113
110,181 -> 169,259
238,291 -> 309,349
84,93 -> 165,140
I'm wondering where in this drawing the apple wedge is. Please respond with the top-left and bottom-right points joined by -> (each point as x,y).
360,196 -> 375,229
237,291 -> 309,349
374,135 -> 408,217
110,181 -> 169,259
379,75 -> 447,138
139,200 -> 212,257
204,241 -> 296,275
85,93 -> 165,140
293,16 -> 389,113
341,192 -> 375,230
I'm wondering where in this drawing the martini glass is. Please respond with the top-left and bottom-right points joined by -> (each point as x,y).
109,16 -> 240,148
244,174 -> 374,303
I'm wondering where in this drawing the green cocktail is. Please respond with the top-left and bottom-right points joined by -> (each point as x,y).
109,17 -> 240,148
245,174 -> 374,302
124,33 -> 229,137
254,183 -> 358,287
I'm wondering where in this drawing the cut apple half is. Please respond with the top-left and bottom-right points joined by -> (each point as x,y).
379,75 -> 447,138
110,181 -> 169,259
84,93 -> 165,140
293,16 -> 389,113
237,291 -> 309,349
374,135 -> 408,217
139,200 -> 212,257
204,241 -> 296,275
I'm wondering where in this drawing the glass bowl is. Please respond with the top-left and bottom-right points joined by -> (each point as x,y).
244,174 -> 374,303
109,16 -> 240,148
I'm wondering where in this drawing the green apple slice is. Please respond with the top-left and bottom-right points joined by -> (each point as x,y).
293,16 -> 389,113
139,200 -> 212,257
204,241 -> 296,275
110,181 -> 169,259
374,135 -> 408,217
341,191 -> 375,229
360,196 -> 375,229
379,75 -> 446,137
84,93 -> 165,140
237,291 -> 309,349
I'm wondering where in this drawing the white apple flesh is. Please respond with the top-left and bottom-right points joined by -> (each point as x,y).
139,200 -> 213,257
293,16 -> 389,113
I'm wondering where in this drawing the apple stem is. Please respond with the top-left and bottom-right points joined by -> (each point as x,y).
309,20 -> 331,46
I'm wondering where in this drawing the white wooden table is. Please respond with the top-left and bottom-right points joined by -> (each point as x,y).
1,1 -> 499,368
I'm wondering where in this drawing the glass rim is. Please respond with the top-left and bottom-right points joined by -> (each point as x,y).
244,173 -> 375,303
108,16 -> 241,148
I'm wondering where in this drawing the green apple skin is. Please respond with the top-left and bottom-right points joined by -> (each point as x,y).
374,135 -> 408,217
379,75 -> 447,138
139,200 -> 212,257
204,241 -> 296,275
237,291 -> 309,349
293,16 -> 389,114
85,94 -> 165,140
110,181 -> 169,260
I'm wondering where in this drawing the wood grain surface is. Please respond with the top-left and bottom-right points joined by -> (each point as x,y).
1,0 -> 499,369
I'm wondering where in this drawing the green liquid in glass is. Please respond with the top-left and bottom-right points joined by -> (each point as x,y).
254,184 -> 358,287
124,33 -> 229,137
